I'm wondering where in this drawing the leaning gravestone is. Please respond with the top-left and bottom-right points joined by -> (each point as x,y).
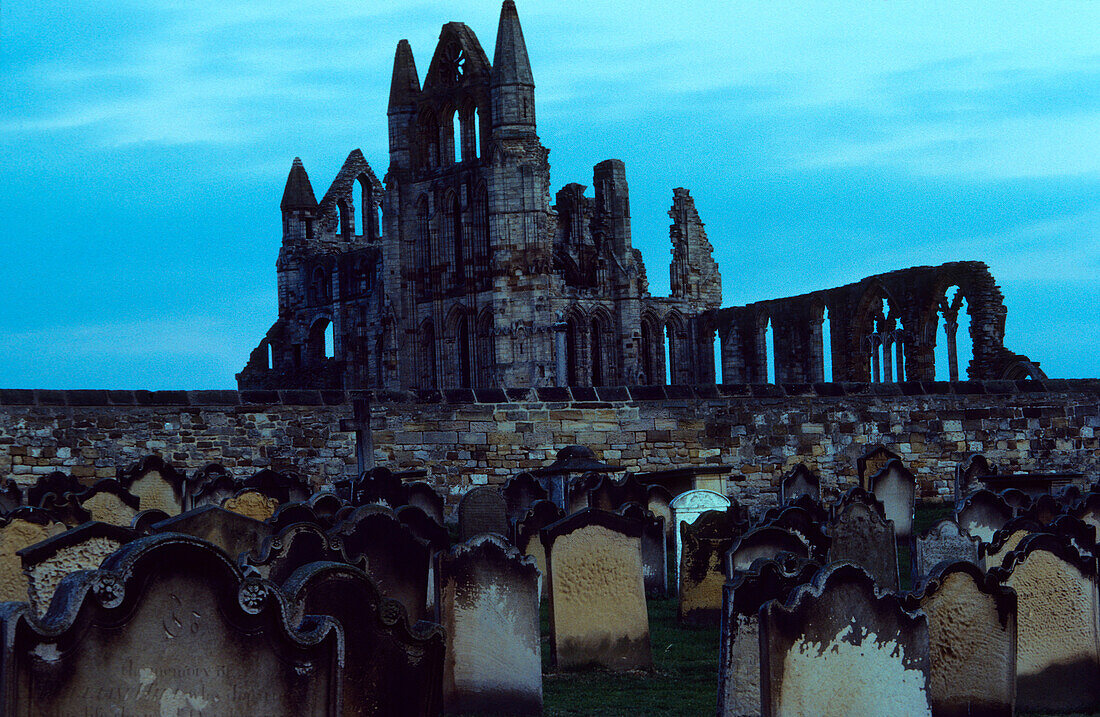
283,561 -> 445,717
870,459 -> 916,542
914,518 -> 979,582
18,521 -> 137,616
670,489 -> 730,587
955,489 -> 1013,542
726,526 -> 810,575
541,509 -> 651,670
501,472 -> 548,536
436,534 -> 542,715
904,561 -> 1017,717
618,502 -> 667,598
150,505 -> 273,562
991,532 -> 1100,713
116,454 -> 186,515
677,509 -> 748,625
74,479 -> 141,526
0,533 -> 341,715
406,481 -> 445,526
458,486 -> 509,543
759,563 -> 932,716
718,555 -> 820,717
515,499 -> 564,599
243,522 -> 359,586
779,464 -> 820,504
827,501 -> 899,591
0,509 -> 67,602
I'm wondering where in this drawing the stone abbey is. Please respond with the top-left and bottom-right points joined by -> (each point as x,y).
237,1 -> 1043,392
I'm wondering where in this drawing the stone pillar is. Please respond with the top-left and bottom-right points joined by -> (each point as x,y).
554,319 -> 568,387
882,334 -> 894,383
870,335 -> 881,383
944,314 -> 959,382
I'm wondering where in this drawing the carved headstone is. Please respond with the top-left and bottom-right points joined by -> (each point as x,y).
74,479 -> 141,526
436,534 -> 542,715
857,444 -> 902,489
515,500 -> 564,600
955,489 -> 1013,542
342,467 -> 407,507
26,471 -> 80,510
780,464 -> 820,504
827,501 -> 899,591
187,462 -> 239,510
678,509 -> 748,625
759,563 -> 932,716
956,453 -> 996,499
501,472 -> 548,536
308,491 -> 346,528
726,526 -> 810,575
223,489 -> 280,522
541,509 -> 651,670
1019,493 -> 1064,526
991,533 -> 1100,713
870,459 -> 916,542
914,518 -> 979,582
150,505 -> 272,562
116,455 -> 185,515
905,562 -> 1017,717
981,525 -> 1034,571
618,502 -> 667,598
669,489 -> 731,587
1070,490 -> 1100,534
0,509 -> 67,602
718,556 -> 819,717
406,481 -> 445,525
0,533 -> 341,715
760,505 -> 831,563
457,486 -> 509,543
243,522 -> 358,586
242,468 -> 311,505
645,484 -> 673,545
268,502 -> 324,531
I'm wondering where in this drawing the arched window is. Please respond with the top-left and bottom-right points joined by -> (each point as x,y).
590,318 -> 604,387
764,317 -> 775,384
419,320 -> 437,388
357,175 -> 371,238
451,110 -> 461,164
822,306 -> 833,382
935,286 -> 972,381
449,193 -> 464,285
566,312 -> 584,386
457,316 -> 471,388
265,342 -> 273,370
310,267 -> 330,304
640,315 -> 661,385
712,328 -> 722,384
416,195 -> 431,277
473,107 -> 482,158
418,111 -> 440,169
476,310 -> 494,388
308,318 -> 332,364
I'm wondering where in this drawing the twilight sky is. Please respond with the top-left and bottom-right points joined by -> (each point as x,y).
2,1 -> 1098,388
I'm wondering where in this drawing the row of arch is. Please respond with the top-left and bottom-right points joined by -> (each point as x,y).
332,174 -> 382,241
414,184 -> 490,293
416,103 -> 486,171
416,306 -> 495,389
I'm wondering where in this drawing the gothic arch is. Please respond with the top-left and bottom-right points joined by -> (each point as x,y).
475,307 -> 495,388
590,307 -> 614,387
564,306 -> 588,386
664,310 -> 689,385
418,318 -> 438,389
443,304 -> 474,389
851,280 -> 904,382
640,308 -> 663,385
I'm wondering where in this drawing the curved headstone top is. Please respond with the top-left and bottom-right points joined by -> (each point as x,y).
670,489 -> 729,512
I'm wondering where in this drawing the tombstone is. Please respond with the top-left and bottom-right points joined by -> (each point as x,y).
73,479 -> 141,526
283,561 -> 444,716
243,521 -> 359,586
587,475 -> 646,513
242,468 -> 311,505
267,501 -> 324,531
955,489 -> 1013,542
955,453 -> 997,500
836,485 -> 887,516
566,473 -> 602,515
870,459 -> 916,542
857,444 -> 902,489
514,500 -> 564,600
541,509 -> 651,670
187,462 -> 239,510
980,525 -> 1035,571
760,505 -> 831,564
1056,484 -> 1084,507
669,489 -> 731,588
913,518 -> 980,583
904,561 -> 1017,717
0,509 -> 67,602
618,502 -> 667,598
645,484 -> 673,545
308,491 -> 346,528
436,534 -> 542,715
678,509 -> 748,625
397,505 -> 450,553
501,472 -> 548,535
759,563 -> 932,716
0,533 -> 341,715
341,467 -> 408,507
998,488 -> 1030,513
223,488 -> 280,521
990,533 -> 1100,713
35,491 -> 92,528
150,505 -> 272,561
18,521 -> 137,616
130,508 -> 171,534
827,501 -> 899,591
457,486 -> 509,543
332,504 -> 431,623
25,471 -> 80,510
116,454 -> 185,515
406,481 -> 445,525
718,555 -> 820,717
780,464 -> 820,504
1018,493 -> 1064,526
531,445 -> 620,511
1071,490 -> 1100,534
726,526 -> 810,575
0,480 -> 22,514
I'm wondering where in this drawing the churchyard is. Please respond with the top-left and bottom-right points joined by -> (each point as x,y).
0,447 -> 1097,715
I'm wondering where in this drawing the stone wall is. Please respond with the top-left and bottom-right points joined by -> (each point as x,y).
1,381 -> 1097,510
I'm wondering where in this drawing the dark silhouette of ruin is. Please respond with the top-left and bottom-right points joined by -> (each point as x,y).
237,2 -> 1043,392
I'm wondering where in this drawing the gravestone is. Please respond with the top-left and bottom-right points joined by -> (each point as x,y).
343,467 -> 407,507
130,508 -> 171,534
566,473 -> 602,515
904,562 -> 1017,717
406,481 -> 445,525
187,462 -> 239,510
1000,488 -> 1031,513
514,499 -> 564,599
332,504 -> 431,623
678,509 -> 748,625
914,518 -> 980,582
283,561 -> 445,716
501,472 -> 548,536
397,505 -> 450,553
759,563 -> 932,716
18,521 -> 137,616
0,509 -> 67,602
1019,493 -> 1064,526
150,505 -> 273,562
725,526 -> 810,575
308,491 -> 346,528
223,489 -> 280,521
991,532 -> 1100,713
827,501 -> 899,591
541,509 -> 651,670
74,479 -> 141,526
0,533 -> 340,715
981,526 -> 1033,571
0,479 -> 22,514
955,489 -> 1013,542
669,489 -> 731,588
718,555 -> 820,717
458,486 -> 509,543
436,534 -> 542,715
645,484 -> 673,545
116,454 -> 185,515
618,502 -> 667,598
955,453 -> 997,499
26,471 -> 80,510
870,459 -> 916,542
268,501 -> 324,531
760,505 -> 831,563
586,475 -> 646,513
242,468 -> 311,505
1071,490 -> 1100,534
243,522 -> 359,586
857,444 -> 902,489
780,464 -> 820,504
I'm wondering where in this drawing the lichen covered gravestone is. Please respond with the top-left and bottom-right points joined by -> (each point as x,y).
870,459 -> 916,542
669,489 -> 730,588
0,509 -> 67,602
678,509 -> 748,625
116,455 -> 186,516
458,486 -> 509,543
955,489 -> 1013,542
827,500 -> 899,591
914,518 -> 979,583
223,489 -> 279,521
515,499 -> 564,599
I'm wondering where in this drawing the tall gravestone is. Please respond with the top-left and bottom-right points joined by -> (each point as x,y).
669,489 -> 730,588
955,489 -> 1013,542
74,480 -> 141,526
827,501 -> 899,591
991,533 -> 1100,713
436,534 -> 542,715
501,472 -> 548,537
779,464 -> 820,504
717,555 -> 819,717
870,459 -> 916,542
187,463 -> 239,511
515,499 -> 564,599
242,468 -> 311,505
645,484 -> 673,545
116,455 -> 186,516
914,518 -> 980,583
0,509 -> 67,602
726,526 -> 810,575
618,502 -> 667,597
857,444 -> 902,490
406,481 -> 445,526
0,533 -> 341,715
541,509 -> 651,670
458,486 -> 509,543
904,561 -> 1017,717
678,508 -> 748,625
759,563 -> 932,716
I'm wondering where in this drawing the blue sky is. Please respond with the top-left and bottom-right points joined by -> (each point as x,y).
1,1 -> 1098,388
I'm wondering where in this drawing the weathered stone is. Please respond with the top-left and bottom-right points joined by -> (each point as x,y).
725,526 -> 810,575
75,480 -> 141,526
779,464 -> 820,504
541,509 -> 651,670
0,510 -> 67,602
515,499 -> 564,599
458,486 -> 508,543
501,472 -> 548,537
759,563 -> 932,716
870,458 -> 916,541
827,500 -> 899,591
669,489 -> 730,588
223,489 -> 280,521
116,454 -> 185,515
243,521 -> 359,586
618,502 -> 667,597
150,505 -> 273,562
678,509 -> 748,625
857,444 -> 902,489
406,481 -> 445,525
241,467 -> 311,505
914,518 -> 979,582
955,489 -> 1012,542
187,462 -> 239,510
436,534 -> 541,715
645,484 -> 673,545
759,504 -> 831,564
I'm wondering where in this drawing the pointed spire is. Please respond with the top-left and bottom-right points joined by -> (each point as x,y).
280,158 -> 318,211
388,39 -> 421,110
491,0 -> 534,87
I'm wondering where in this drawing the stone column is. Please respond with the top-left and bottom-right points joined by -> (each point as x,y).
554,319 -> 568,387
943,314 -> 960,382
870,334 -> 881,383
882,333 -> 894,383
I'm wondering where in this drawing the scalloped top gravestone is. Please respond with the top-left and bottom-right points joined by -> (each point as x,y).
116,455 -> 185,516
645,484 -> 673,544
458,486 -> 509,543
759,563 -> 932,716
725,526 -> 810,575
149,505 -> 273,563
0,533 -> 340,716
827,501 -> 899,591
515,499 -> 564,599
242,522 -> 359,586
670,489 -> 730,587
406,481 -> 445,526
0,510 -> 67,602
870,459 -> 916,542
187,463 -> 239,511
436,534 -> 542,715
780,465 -> 820,504
75,480 -> 141,526
955,489 -> 1013,542
223,489 -> 279,522
914,519 -> 979,582
541,509 -> 651,670
501,473 -> 548,536
857,445 -> 902,490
